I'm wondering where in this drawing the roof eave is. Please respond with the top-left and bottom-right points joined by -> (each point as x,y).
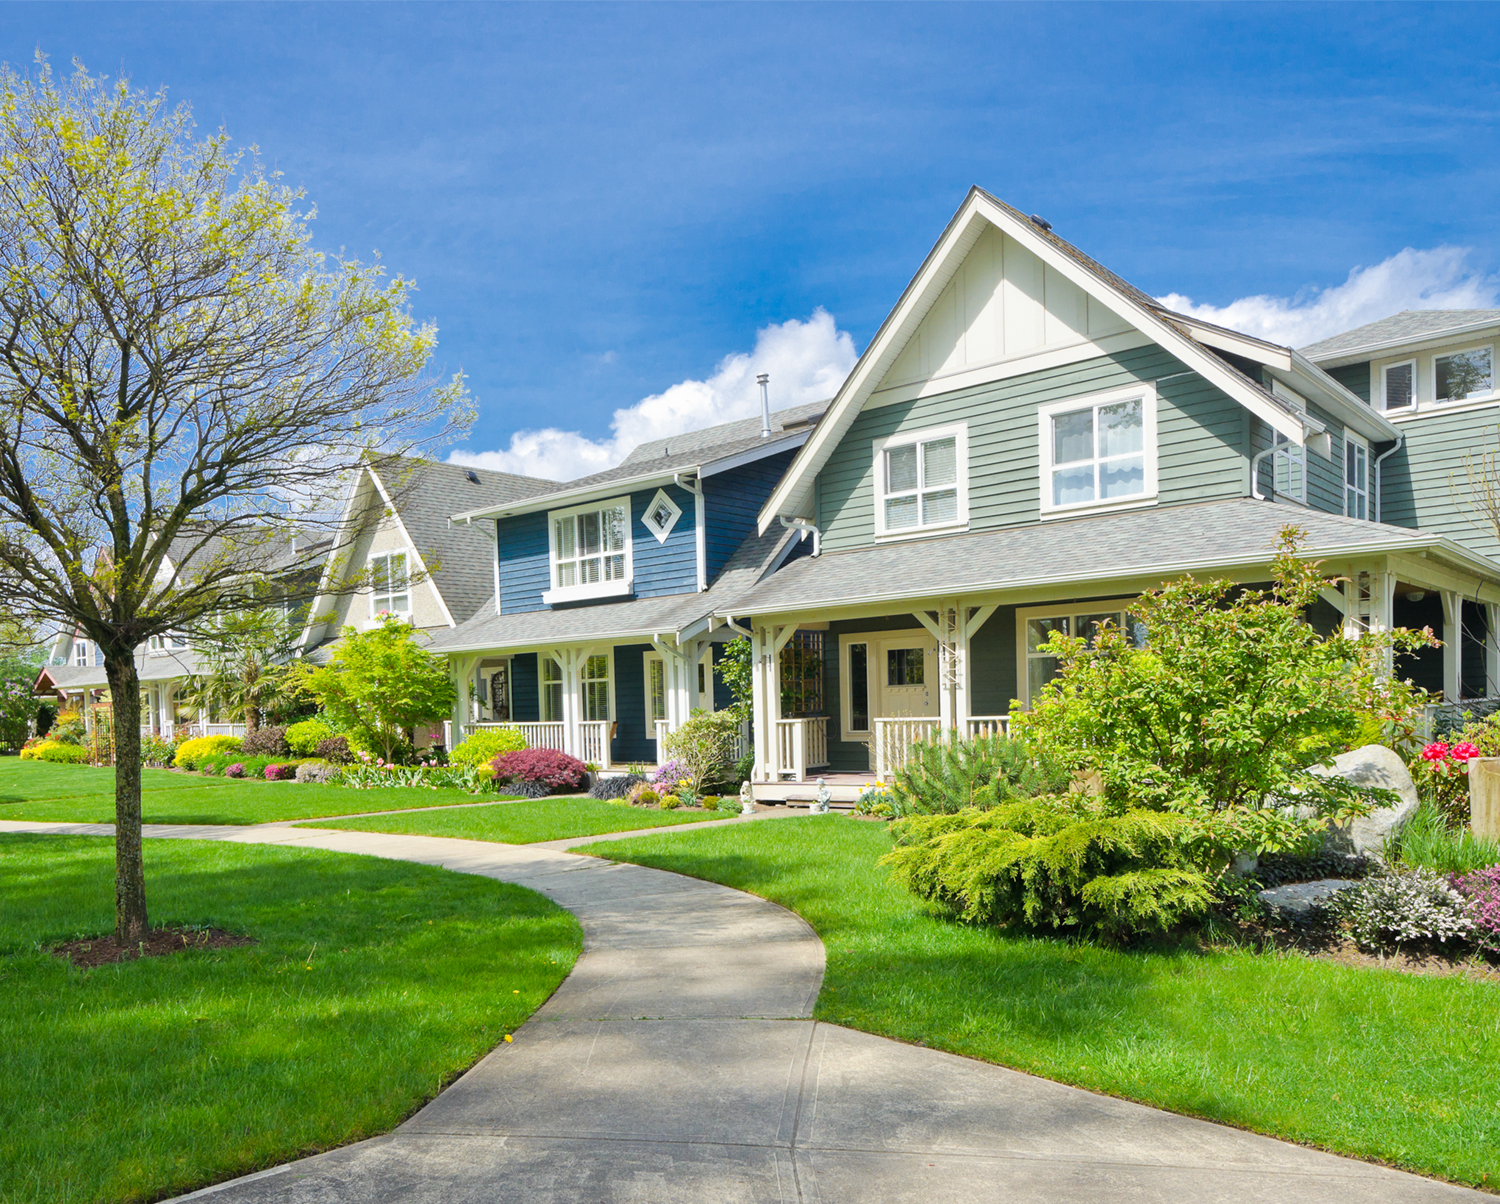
1304,317 -> 1500,367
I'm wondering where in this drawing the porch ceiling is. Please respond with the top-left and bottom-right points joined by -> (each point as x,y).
723,498 -> 1500,617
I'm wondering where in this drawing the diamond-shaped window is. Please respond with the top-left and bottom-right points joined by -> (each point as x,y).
642,488 -> 683,543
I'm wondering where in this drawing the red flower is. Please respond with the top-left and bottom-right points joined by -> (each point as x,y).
1422,742 -> 1451,762
1451,742 -> 1481,761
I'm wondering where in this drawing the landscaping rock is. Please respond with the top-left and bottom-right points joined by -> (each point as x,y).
1257,878 -> 1358,919
1308,744 -> 1419,857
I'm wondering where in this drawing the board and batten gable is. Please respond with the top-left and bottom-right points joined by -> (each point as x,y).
879,223 -> 1135,389
493,482 -> 700,614
815,344 -> 1253,552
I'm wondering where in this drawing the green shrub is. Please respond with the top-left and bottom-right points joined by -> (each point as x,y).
173,735 -> 243,769
19,739 -> 91,764
700,795 -> 721,810
662,710 -> 741,793
139,734 -> 178,768
285,716 -> 336,756
890,732 -> 1067,815
660,794 -> 682,810
450,727 -> 526,770
882,798 -> 1215,941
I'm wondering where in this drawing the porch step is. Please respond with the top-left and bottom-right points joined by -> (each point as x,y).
750,781 -> 868,805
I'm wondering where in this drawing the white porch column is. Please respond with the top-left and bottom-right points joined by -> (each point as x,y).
453,655 -> 473,734
560,648 -> 585,759
1442,590 -> 1463,702
749,627 -> 769,782
1488,603 -> 1500,698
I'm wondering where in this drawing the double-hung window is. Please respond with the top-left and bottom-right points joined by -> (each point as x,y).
73,639 -> 90,667
1038,387 -> 1157,516
1018,605 -> 1144,705
370,551 -> 410,616
546,498 -> 631,602
872,423 -> 968,537
1272,433 -> 1306,504
1434,346 -> 1493,405
541,657 -> 564,722
1345,431 -> 1370,520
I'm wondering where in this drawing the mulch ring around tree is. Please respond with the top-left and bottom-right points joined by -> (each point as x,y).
53,926 -> 257,969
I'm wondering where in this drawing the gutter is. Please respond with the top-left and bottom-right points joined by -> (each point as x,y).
778,515 -> 821,557
1373,432 -> 1404,524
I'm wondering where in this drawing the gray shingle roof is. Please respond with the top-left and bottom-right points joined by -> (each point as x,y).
376,457 -> 556,624
722,499 -> 1461,616
34,647 -> 211,694
1300,310 -> 1500,361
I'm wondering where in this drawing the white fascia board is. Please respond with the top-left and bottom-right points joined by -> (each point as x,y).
296,466 -> 370,650
1279,353 -> 1400,443
1306,319 -> 1500,368
698,430 -> 810,477
722,533 -> 1496,619
755,189 -> 1309,535
1169,315 -> 1294,371
451,469 -> 692,525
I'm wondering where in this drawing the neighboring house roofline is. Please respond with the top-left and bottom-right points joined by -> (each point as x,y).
756,186 -> 1320,536
448,427 -> 812,525
1301,310 -> 1500,366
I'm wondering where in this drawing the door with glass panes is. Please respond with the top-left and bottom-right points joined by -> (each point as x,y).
877,636 -> 938,718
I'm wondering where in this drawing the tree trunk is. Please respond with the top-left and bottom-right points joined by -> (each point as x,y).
105,649 -> 148,942
246,704 -> 261,733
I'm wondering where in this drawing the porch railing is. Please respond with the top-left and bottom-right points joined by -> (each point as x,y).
872,716 -> 1011,778
655,717 -> 748,766
775,716 -> 829,781
577,720 -> 611,769
654,719 -> 670,747
462,721 -> 567,751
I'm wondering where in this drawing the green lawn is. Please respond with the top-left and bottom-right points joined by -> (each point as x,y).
0,758 -> 524,824
581,816 -> 1500,1189
304,797 -> 730,843
1,832 -> 580,1204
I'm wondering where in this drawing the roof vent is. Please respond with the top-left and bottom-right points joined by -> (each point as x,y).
1029,214 -> 1052,232
758,373 -> 771,439
465,469 -> 480,484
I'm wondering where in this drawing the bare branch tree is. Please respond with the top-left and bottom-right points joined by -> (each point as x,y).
0,57 -> 471,940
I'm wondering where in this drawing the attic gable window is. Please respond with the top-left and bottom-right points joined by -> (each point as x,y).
642,489 -> 682,544
1037,386 -> 1158,517
73,639 -> 90,667
544,497 -> 633,603
370,551 -> 410,616
872,422 -> 969,538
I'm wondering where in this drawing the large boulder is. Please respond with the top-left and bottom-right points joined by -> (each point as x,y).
1308,744 -> 1419,857
1257,878 -> 1359,920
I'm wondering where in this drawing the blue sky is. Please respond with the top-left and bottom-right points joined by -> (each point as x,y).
6,3 -> 1499,478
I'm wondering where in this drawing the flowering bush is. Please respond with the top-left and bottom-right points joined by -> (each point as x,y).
854,780 -> 897,818
652,760 -> 686,788
1452,865 -> 1500,954
173,735 -> 243,769
490,747 -> 587,793
662,710 -> 741,793
627,783 -> 661,807
18,739 -> 91,764
1333,867 -> 1473,950
1412,740 -> 1480,828
224,762 -> 247,779
263,762 -> 297,781
140,734 -> 178,768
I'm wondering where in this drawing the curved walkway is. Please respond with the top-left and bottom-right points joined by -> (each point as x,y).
1,819 -> 1483,1203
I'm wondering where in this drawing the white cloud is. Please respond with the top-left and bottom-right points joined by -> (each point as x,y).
1158,247 -> 1500,349
452,309 -> 857,482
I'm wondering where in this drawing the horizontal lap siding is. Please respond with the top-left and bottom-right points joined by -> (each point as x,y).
511,653 -> 540,723
496,514 -> 552,615
817,346 -> 1249,553
1306,400 -> 1345,516
1327,362 -> 1372,404
612,643 -> 653,766
704,450 -> 796,580
632,485 -> 698,599
969,609 -> 1018,716
1380,409 -> 1500,559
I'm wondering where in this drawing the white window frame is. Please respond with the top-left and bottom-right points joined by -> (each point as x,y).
73,639 -> 90,667
641,488 -> 682,544
1381,359 -> 1416,412
541,655 -> 564,722
1015,602 -> 1138,708
1037,385 -> 1158,519
644,651 -> 667,729
543,496 -> 633,604
1432,343 -> 1495,407
871,421 -> 969,540
1344,429 -> 1370,520
580,650 -> 613,723
369,550 -> 411,617
1271,432 -> 1307,506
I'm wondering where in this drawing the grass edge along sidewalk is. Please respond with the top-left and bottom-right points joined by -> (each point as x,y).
0,832 -> 580,1204
577,814 -> 1500,1191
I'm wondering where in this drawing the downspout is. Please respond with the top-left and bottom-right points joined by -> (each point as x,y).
778,515 -> 821,557
674,471 -> 707,591
1373,432 -> 1404,524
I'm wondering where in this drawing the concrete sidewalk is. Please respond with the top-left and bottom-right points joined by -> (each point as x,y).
1,819 -> 1484,1203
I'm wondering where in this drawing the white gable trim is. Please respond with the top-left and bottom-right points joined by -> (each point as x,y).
756,188 -> 1311,534
366,466 -> 457,628
296,467 -> 369,651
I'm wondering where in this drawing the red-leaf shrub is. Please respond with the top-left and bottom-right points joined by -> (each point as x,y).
241,725 -> 289,757
315,736 -> 352,764
490,747 -> 587,792
263,763 -> 297,781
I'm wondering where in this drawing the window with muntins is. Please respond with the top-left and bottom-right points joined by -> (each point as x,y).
1038,389 -> 1156,515
542,657 -> 563,722
73,639 -> 90,667
1272,434 -> 1306,504
370,551 -> 410,615
1435,347 -> 1493,404
548,499 -> 630,600
1020,608 -> 1143,705
582,654 -> 610,722
873,424 -> 967,536
1345,433 -> 1370,520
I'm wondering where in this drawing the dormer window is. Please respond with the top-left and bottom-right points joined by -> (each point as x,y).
1038,386 -> 1158,517
370,551 -> 410,616
1435,346 -> 1492,404
544,497 -> 632,603
73,639 -> 90,667
872,423 -> 969,538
